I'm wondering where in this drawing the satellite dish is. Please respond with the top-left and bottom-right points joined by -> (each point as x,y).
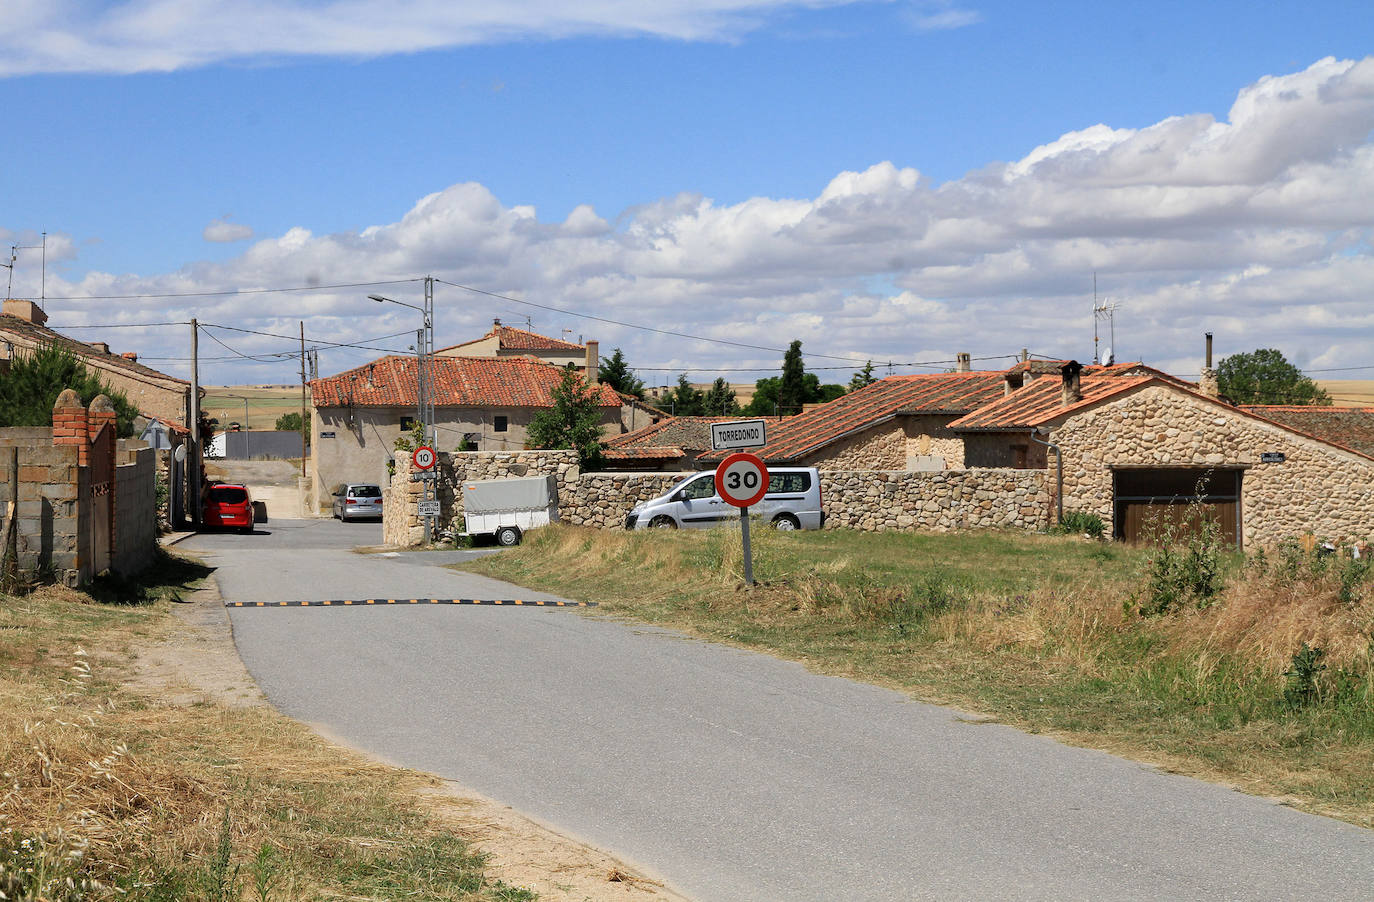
173,444 -> 187,463
1102,347 -> 1115,365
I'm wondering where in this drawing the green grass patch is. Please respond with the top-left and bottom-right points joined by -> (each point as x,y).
462,524 -> 1374,826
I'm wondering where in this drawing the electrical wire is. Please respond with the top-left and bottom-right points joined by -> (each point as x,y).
41,278 -> 423,301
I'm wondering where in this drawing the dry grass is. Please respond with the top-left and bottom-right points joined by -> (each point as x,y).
0,581 -> 532,901
466,524 -> 1374,825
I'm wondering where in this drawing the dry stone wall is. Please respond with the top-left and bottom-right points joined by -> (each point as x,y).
1054,385 -> 1374,546
384,449 -> 1052,545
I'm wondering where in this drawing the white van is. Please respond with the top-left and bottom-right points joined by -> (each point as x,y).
625,467 -> 824,531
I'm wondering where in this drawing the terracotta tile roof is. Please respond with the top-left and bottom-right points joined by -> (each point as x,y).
699,372 -> 1010,463
310,356 -> 621,408
437,325 -> 585,354
0,314 -> 189,386
605,416 -> 738,453
603,445 -> 686,461
951,365 -> 1157,430
1241,406 -> 1374,457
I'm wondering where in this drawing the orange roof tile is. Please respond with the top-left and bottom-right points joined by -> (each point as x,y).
437,324 -> 585,354
310,356 -> 621,409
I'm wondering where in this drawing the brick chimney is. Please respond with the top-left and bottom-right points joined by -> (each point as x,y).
89,342 -> 110,354
955,352 -> 971,373
1060,361 -> 1083,406
2,299 -> 47,325
1199,332 -> 1219,398
122,351 -> 138,362
585,340 -> 599,383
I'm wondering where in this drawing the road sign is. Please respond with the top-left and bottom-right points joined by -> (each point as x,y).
417,500 -> 441,517
412,445 -> 436,470
710,419 -> 767,451
410,470 -> 437,481
715,452 -> 769,508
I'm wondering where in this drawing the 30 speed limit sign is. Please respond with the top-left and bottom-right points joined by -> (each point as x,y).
412,445 -> 436,470
714,452 -> 769,508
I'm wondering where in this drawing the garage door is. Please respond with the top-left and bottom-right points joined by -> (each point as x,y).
1112,468 -> 1242,546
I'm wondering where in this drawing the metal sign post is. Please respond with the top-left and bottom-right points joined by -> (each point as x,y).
413,445 -> 437,544
715,452 -> 769,588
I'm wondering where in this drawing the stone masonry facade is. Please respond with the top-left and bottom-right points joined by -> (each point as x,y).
384,449 -> 1051,545
1053,385 -> 1374,546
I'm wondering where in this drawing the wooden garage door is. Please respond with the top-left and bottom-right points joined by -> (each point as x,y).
1113,468 -> 1242,546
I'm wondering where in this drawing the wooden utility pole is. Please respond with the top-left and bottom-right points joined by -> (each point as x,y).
299,321 -> 307,480
189,319 -> 201,527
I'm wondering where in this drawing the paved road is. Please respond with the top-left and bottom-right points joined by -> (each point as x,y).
193,520 -> 1374,901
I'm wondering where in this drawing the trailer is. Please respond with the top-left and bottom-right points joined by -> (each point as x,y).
460,474 -> 560,546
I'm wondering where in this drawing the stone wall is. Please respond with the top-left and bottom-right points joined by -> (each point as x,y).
1053,384 -> 1374,546
0,429 -> 82,576
384,449 -> 1052,545
820,469 -> 1050,532
804,424 -> 905,469
114,442 -> 156,575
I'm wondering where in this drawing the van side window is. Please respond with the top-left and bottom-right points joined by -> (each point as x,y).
681,476 -> 717,500
768,472 -> 811,494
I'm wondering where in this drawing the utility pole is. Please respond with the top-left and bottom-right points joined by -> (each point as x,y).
299,322 -> 307,481
189,319 -> 201,528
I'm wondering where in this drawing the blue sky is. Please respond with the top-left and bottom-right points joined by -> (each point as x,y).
2,1 -> 1373,392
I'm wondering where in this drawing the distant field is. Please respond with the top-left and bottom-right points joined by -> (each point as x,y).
202,385 -> 308,431
1318,380 -> 1374,407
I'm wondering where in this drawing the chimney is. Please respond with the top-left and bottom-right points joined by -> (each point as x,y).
493,317 -> 501,328
585,340 -> 599,383
2,299 -> 47,325
122,351 -> 138,362
955,352 -> 971,373
1199,332 -> 1219,398
89,342 -> 110,354
1060,361 -> 1083,406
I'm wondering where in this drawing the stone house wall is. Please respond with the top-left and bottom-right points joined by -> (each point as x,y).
384,450 -> 1052,545
1052,384 -> 1374,546
802,424 -> 905,469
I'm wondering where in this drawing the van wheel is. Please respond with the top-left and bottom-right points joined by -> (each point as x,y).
495,526 -> 521,547
772,514 -> 800,531
649,516 -> 677,529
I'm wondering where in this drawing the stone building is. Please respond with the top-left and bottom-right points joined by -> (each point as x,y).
435,320 -> 594,372
308,354 -> 627,510
1,299 -> 190,425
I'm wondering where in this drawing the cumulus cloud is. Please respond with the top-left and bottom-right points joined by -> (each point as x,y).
18,57 -> 1374,391
904,2 -> 982,32
203,217 -> 254,243
0,0 -> 870,76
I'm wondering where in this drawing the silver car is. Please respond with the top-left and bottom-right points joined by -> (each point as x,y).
331,483 -> 383,521
625,467 -> 824,531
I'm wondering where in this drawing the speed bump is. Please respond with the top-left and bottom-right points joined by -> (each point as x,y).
225,598 -> 594,608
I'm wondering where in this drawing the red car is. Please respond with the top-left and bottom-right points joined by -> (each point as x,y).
203,483 -> 254,533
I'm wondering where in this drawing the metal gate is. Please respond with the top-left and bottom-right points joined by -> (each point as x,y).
89,422 -> 114,574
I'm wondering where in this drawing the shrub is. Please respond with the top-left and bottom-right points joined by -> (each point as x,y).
1283,643 -> 1327,709
1056,510 -> 1106,539
1138,514 -> 1225,616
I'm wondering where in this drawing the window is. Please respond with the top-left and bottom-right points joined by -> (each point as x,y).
350,485 -> 382,498
400,416 -> 415,430
681,475 -> 717,500
768,472 -> 811,494
494,415 -> 509,432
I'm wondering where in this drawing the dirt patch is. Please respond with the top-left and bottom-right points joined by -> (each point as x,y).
125,577 -> 689,902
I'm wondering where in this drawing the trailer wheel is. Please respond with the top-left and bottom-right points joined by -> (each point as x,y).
495,526 -> 522,547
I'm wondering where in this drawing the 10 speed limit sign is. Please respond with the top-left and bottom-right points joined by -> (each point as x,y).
715,452 -> 769,508
412,445 -> 436,470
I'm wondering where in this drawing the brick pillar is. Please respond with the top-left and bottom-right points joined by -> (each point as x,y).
52,389 -> 88,466
89,395 -> 118,563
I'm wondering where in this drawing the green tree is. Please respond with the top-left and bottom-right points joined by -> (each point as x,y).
274,410 -> 310,432
0,345 -> 138,437
528,365 -> 606,469
742,346 -> 846,417
702,378 -> 740,416
848,360 -> 877,392
661,374 -> 706,416
779,340 -> 807,414
1217,349 -> 1331,405
598,348 -> 645,399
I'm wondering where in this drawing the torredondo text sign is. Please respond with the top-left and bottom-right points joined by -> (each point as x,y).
710,419 -> 767,451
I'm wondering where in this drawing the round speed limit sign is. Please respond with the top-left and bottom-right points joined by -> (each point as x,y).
412,445 -> 436,470
715,452 -> 769,508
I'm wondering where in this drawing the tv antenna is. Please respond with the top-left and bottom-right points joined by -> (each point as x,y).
3,233 -> 46,302
1092,273 -> 1120,365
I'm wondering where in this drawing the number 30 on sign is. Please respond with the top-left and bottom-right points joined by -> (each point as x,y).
714,452 -> 769,508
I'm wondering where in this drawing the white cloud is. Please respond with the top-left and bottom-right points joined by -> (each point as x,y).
203,217 -> 254,243
19,56 -> 1374,389
0,0 -> 873,76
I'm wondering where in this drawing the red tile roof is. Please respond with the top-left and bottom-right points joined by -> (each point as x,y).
0,314 -> 189,386
605,416 -> 737,452
700,372 -> 1010,463
310,356 -> 621,408
437,325 -> 585,354
950,364 -> 1192,430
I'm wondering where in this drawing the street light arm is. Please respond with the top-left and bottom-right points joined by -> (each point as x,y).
369,294 -> 426,317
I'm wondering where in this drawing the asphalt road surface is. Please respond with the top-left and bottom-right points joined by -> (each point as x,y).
193,519 -> 1374,901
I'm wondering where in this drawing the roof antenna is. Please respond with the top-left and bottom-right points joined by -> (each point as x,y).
1092,273 -> 1120,365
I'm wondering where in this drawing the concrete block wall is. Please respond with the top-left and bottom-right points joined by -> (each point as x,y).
0,434 -> 83,576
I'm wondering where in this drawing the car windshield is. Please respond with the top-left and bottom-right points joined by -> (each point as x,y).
209,486 -> 247,504
351,485 -> 382,498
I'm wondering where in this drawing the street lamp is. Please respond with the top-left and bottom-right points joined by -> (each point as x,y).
370,283 -> 434,446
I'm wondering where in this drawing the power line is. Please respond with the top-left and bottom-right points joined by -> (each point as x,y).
41,278 -> 423,301
46,321 -> 191,329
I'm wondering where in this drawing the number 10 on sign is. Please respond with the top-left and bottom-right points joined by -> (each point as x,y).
715,452 -> 769,586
